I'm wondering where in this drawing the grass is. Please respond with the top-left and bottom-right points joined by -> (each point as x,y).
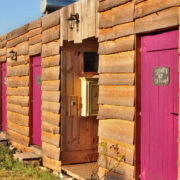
0,146 -> 61,180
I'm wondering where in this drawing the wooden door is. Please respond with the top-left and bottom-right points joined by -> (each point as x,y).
31,56 -> 42,146
61,40 -> 98,164
141,30 -> 179,180
1,62 -> 7,131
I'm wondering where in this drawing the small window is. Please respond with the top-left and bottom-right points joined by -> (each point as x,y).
84,52 -> 99,72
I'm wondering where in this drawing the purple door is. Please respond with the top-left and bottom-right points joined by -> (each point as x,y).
141,30 -> 179,180
1,62 -> 7,131
31,56 -> 42,146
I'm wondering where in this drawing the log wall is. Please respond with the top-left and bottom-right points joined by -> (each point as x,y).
98,0 -> 180,179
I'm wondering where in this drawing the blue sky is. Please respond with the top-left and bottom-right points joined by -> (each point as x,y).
0,0 -> 41,36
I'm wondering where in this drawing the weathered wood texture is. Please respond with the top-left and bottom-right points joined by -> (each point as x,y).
42,55 -> 60,68
29,43 -> 42,56
6,76 -> 29,87
42,41 -> 59,58
7,56 -> 29,67
29,18 -> 41,30
42,66 -> 60,80
29,34 -> 42,45
43,156 -> 61,172
42,110 -> 60,126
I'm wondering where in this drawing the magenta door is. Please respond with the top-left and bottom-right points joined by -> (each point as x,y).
1,62 -> 7,131
31,56 -> 42,146
141,30 -> 179,180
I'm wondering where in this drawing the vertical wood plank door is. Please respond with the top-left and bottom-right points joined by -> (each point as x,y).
31,56 -> 42,146
1,62 -> 7,131
141,30 -> 179,180
61,40 -> 98,165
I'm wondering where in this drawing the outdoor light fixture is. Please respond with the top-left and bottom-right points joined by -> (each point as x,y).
67,13 -> 80,31
9,50 -> 17,61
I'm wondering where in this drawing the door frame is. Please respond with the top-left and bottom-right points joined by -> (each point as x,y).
60,39 -> 99,164
29,55 -> 42,146
135,28 -> 179,180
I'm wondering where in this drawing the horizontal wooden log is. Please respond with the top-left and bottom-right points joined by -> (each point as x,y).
7,96 -> 29,107
99,22 -> 134,42
134,7 -> 179,33
99,0 -> 131,12
0,56 -> 6,62
99,35 -> 135,55
42,55 -> 60,68
99,51 -> 135,73
10,140 -> 31,152
98,73 -> 135,85
7,103 -> 29,116
41,41 -> 60,58
29,34 -> 42,45
7,87 -> 29,96
42,131 -> 60,147
42,156 -> 61,172
28,27 -> 42,38
7,24 -> 29,41
42,110 -> 60,126
99,137 -> 134,165
99,85 -> 135,106
7,76 -> 29,87
42,121 -> 60,134
0,34 -> 7,41
42,66 -> 60,81
29,43 -> 42,56
7,55 -> 29,67
42,142 -> 60,160
98,163 -> 134,180
7,33 -> 29,48
42,25 -> 60,43
98,105 -> 135,121
7,111 -> 29,126
42,80 -> 60,91
7,129 -> 30,147
0,47 -> 6,56
99,154 -> 134,178
42,91 -> 60,102
135,0 -> 178,19
28,18 -> 41,30
0,40 -> 7,49
7,64 -> 30,77
42,101 -> 60,114
134,0 -> 145,4
99,2 -> 134,28
98,119 -> 134,145
15,41 -> 29,55
7,120 -> 29,136
42,10 -> 60,31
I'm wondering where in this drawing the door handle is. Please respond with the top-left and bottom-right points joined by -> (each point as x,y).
171,112 -> 179,116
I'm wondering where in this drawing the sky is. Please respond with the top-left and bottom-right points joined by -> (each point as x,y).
0,0 -> 42,36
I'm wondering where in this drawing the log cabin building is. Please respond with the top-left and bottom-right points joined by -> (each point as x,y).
0,0 -> 180,179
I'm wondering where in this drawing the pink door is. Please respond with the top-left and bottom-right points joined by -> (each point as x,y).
141,30 -> 179,180
1,62 -> 7,131
31,56 -> 42,146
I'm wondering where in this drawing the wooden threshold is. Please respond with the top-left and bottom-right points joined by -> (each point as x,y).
62,163 -> 97,180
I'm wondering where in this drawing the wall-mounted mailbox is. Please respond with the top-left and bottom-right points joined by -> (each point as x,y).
80,77 -> 99,117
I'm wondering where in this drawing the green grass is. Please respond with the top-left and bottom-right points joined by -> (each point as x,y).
0,146 -> 61,180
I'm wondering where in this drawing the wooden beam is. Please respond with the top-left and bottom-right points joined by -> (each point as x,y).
98,119 -> 134,145
7,76 -> 29,87
7,55 -> 29,67
99,0 -> 131,12
99,85 -> 135,107
42,80 -> 60,91
42,10 -> 60,31
99,2 -> 134,28
7,103 -> 29,116
28,27 -> 42,38
7,111 -> 29,126
29,43 -> 42,56
98,104 -> 135,121
134,0 -> 178,19
42,91 -> 60,102
42,110 -> 60,126
42,66 -> 60,81
42,142 -> 60,160
42,55 -> 60,68
7,96 -> 29,107
7,87 -> 29,96
0,40 -> 7,49
28,18 -> 41,30
99,22 -> 134,42
42,41 -> 60,58
10,140 -> 31,152
98,73 -> 135,85
42,156 -> 61,172
42,121 -> 60,134
42,131 -> 60,147
42,101 -> 60,114
99,35 -> 135,55
134,7 -> 179,33
98,51 -> 135,73
29,34 -> 42,46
